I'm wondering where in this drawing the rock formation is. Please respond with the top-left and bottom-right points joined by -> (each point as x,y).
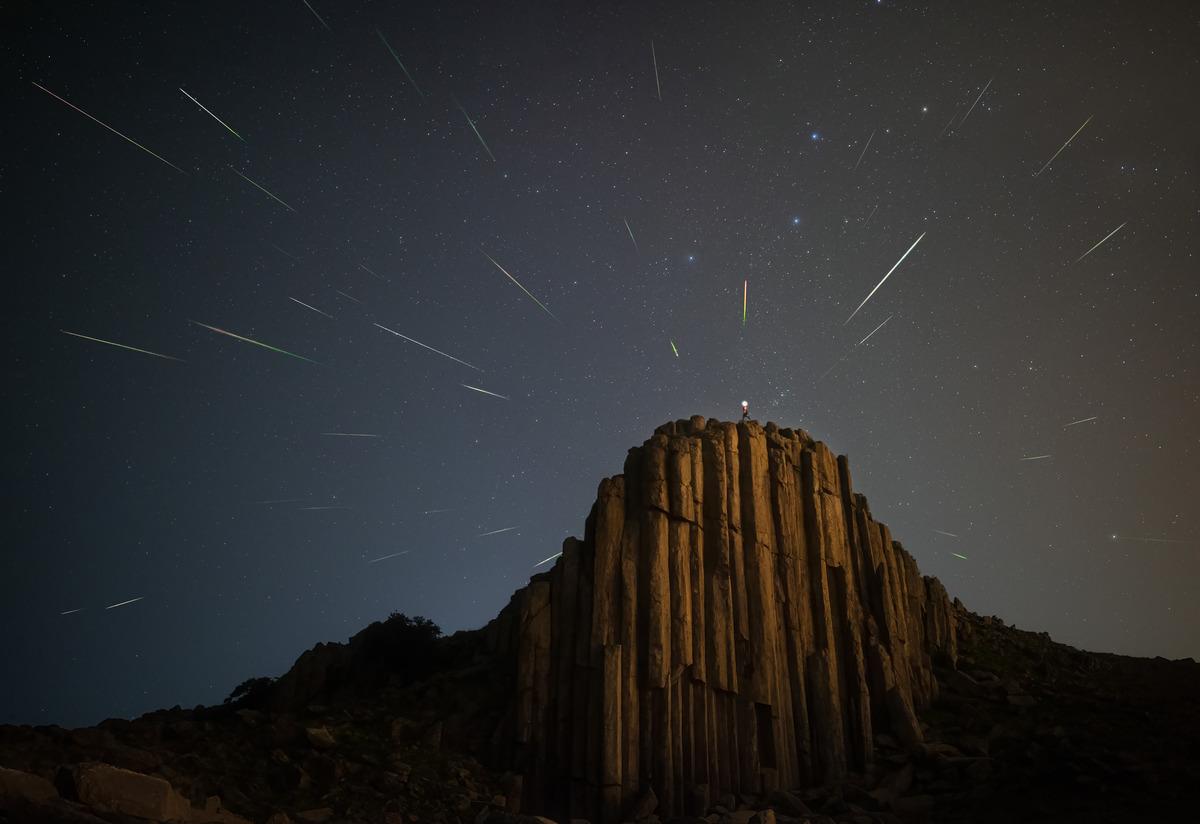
484,417 -> 958,823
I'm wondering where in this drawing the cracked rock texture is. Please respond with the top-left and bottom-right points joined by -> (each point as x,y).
485,418 -> 958,823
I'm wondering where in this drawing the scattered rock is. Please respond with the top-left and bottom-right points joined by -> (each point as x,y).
296,808 -> 335,823
305,726 -> 336,750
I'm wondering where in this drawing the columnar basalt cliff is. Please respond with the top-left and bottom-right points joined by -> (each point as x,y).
486,417 -> 958,824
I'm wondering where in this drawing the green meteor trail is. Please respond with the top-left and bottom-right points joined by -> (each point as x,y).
376,29 -> 425,99
190,321 -> 318,364
32,82 -> 186,174
670,340 -> 679,357
300,0 -> 331,31
454,99 -> 496,162
481,251 -> 558,321
229,165 -> 295,212
179,88 -> 243,140
61,330 -> 183,362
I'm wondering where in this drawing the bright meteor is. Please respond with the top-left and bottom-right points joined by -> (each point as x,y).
190,321 -> 318,364
105,596 -> 144,610
179,88 -> 243,140
374,323 -> 482,371
1063,416 -> 1098,428
32,82 -> 186,174
481,251 -> 558,321
61,330 -> 183,362
289,297 -> 333,319
532,552 -> 563,568
1033,115 -> 1093,177
1074,222 -> 1127,264
462,384 -> 510,400
454,99 -> 496,162
624,218 -> 639,252
479,526 -> 518,537
743,279 -> 748,326
844,232 -> 926,325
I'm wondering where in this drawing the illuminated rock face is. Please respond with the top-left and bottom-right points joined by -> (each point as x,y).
486,417 -> 959,824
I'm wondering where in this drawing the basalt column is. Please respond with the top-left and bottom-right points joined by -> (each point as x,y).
489,417 -> 958,823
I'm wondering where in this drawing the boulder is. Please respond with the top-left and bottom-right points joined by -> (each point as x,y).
0,766 -> 58,804
73,762 -> 192,821
305,726 -> 336,750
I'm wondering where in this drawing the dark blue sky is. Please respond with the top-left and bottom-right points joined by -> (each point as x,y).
5,0 -> 1198,727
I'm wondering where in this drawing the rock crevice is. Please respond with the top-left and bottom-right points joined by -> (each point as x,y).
486,417 -> 957,823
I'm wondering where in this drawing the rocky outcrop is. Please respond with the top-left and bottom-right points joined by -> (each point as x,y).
485,417 -> 958,823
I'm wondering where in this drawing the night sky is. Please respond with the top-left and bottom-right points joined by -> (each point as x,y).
5,0 -> 1198,727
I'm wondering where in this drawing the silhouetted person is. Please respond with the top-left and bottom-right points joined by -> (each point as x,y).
741,400 -> 750,422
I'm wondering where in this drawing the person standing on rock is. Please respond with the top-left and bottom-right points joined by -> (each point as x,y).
741,400 -> 750,421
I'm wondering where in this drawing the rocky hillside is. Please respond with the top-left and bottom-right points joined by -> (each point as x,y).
2,418 -> 1198,824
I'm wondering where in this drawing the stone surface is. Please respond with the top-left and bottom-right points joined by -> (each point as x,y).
0,766 -> 58,804
73,761 -> 192,821
488,420 -> 958,823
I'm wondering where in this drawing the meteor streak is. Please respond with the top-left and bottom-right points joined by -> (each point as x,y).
743,279 -> 748,326
818,315 -> 894,380
105,596 -> 144,610
933,530 -> 960,538
335,290 -> 362,304
951,553 -> 969,560
367,551 -> 410,564
462,383 -> 510,400
1111,534 -> 1192,545
60,608 -> 83,615
624,218 -> 639,252
533,552 -> 563,568
298,505 -> 350,510
1033,115 -> 1093,177
32,82 -> 186,173
454,99 -> 496,162
1063,416 -> 1098,428
481,251 -> 558,320
1074,222 -> 1126,264
958,76 -> 994,125
61,330 -> 183,362
300,0 -> 331,31
853,129 -> 875,171
863,203 -> 879,228
358,263 -> 384,281
229,166 -> 295,212
256,498 -> 307,505
1019,454 -> 1052,461
670,340 -> 679,358
374,323 -> 482,371
321,432 -> 381,438
190,321 -> 318,364
179,88 -> 243,140
844,232 -> 926,325
424,508 -> 453,515
478,526 -> 518,537
289,297 -> 333,319
651,40 -> 662,100
375,29 -> 424,99
857,314 -> 893,346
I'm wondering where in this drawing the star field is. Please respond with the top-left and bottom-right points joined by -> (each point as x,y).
4,0 -> 1198,726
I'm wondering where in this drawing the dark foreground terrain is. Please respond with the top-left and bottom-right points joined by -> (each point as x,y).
2,607 -> 1198,824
